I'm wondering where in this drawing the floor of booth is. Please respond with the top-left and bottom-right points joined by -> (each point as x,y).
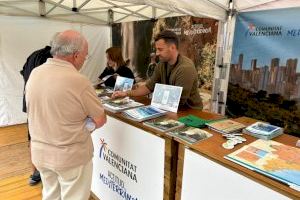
0,124 -> 96,200
0,124 -> 41,199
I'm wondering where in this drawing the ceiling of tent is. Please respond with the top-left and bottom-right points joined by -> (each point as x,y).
0,0 -> 300,25
0,0 -> 188,25
235,0 -> 300,12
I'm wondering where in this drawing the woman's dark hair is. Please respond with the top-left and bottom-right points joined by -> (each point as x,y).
106,47 -> 126,67
154,30 -> 179,48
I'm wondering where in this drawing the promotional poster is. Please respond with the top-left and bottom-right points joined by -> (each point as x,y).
111,16 -> 218,110
229,8 -> 300,136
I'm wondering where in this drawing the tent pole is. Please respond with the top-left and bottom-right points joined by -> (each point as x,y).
211,21 -> 225,114
108,8 -> 113,25
39,0 -> 46,17
212,0 -> 237,115
152,6 -> 156,19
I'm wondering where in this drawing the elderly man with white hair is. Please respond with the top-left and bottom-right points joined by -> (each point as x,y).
26,30 -> 106,200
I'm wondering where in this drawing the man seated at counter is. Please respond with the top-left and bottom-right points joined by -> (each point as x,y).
112,30 -> 203,109
98,47 -> 135,88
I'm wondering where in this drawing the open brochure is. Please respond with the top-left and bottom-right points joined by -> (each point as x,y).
123,105 -> 167,122
98,74 -> 114,85
122,83 -> 183,122
114,76 -> 134,92
103,97 -> 143,113
95,88 -> 113,97
98,95 -> 111,103
151,83 -> 183,112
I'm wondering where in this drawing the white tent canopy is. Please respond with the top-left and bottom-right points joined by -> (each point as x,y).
1,0 -> 300,25
0,0 -> 187,25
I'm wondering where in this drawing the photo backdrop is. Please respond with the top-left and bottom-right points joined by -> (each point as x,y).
228,8 -> 300,136
111,16 -> 218,110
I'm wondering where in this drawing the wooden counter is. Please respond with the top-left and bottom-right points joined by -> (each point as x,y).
175,116 -> 300,200
101,96 -> 224,200
93,95 -> 299,200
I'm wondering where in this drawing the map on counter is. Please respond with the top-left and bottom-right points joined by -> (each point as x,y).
225,139 -> 300,189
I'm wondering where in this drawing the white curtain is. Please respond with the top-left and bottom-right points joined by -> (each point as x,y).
0,16 -> 110,127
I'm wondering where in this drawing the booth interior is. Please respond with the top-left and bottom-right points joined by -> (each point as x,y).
0,0 -> 300,200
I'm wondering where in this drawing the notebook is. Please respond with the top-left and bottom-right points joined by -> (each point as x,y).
206,119 -> 246,134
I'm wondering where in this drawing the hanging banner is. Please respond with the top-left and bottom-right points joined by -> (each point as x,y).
229,8 -> 300,136
91,116 -> 165,200
111,16 -> 218,110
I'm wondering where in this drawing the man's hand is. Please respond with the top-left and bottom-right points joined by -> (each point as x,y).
111,90 -> 127,99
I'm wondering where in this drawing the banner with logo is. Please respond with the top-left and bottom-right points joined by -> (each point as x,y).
91,116 -> 165,200
228,8 -> 300,136
111,16 -> 218,110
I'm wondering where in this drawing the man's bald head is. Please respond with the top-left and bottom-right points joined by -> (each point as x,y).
50,30 -> 88,70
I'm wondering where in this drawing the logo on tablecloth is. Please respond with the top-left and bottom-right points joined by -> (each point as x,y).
98,138 -> 139,199
99,138 -> 107,159
99,138 -> 138,183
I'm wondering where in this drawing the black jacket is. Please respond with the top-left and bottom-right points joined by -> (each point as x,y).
20,46 -> 52,112
98,65 -> 135,88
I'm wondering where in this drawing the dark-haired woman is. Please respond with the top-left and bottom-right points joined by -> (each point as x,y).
98,47 -> 135,88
